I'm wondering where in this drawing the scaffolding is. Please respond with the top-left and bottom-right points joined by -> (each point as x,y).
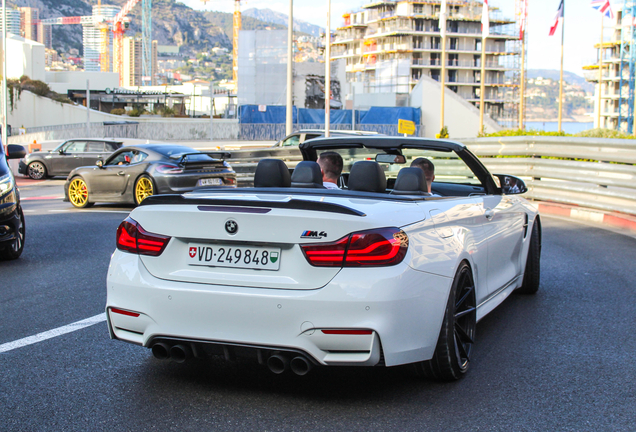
618,0 -> 636,133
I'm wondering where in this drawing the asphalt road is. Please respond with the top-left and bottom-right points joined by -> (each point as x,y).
1,181 -> 635,432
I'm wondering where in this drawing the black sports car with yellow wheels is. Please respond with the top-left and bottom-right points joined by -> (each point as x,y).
63,144 -> 236,208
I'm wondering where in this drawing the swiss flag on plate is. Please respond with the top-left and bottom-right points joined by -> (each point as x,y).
189,247 -> 196,258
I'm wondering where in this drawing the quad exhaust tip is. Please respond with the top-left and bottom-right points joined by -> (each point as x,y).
290,356 -> 312,376
151,342 -> 170,360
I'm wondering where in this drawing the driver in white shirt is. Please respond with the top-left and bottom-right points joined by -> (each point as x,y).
317,151 -> 343,190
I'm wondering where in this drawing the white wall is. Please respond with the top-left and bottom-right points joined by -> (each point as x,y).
410,75 -> 501,138
8,90 -> 125,129
0,35 -> 45,81
45,71 -> 120,94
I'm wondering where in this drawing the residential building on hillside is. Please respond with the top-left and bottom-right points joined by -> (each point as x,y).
0,9 -> 21,37
331,0 -> 521,126
583,3 -> 636,132
123,37 -> 158,86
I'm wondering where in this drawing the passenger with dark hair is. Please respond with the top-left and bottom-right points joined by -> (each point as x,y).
410,157 -> 436,194
317,151 -> 343,189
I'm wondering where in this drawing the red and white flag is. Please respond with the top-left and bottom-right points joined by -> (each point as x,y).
481,0 -> 490,38
549,0 -> 564,36
519,0 -> 528,40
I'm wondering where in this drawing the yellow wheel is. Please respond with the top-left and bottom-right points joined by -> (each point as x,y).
68,177 -> 92,208
134,175 -> 155,205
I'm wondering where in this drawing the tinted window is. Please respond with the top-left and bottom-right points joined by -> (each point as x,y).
282,135 -> 300,146
86,142 -> 106,152
105,142 -> 120,151
64,141 -> 87,153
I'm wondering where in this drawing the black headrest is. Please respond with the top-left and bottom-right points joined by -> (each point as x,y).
254,159 -> 291,187
291,161 -> 325,188
347,161 -> 386,193
391,168 -> 428,195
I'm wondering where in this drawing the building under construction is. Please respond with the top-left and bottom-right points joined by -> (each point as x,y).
583,1 -> 636,133
83,5 -> 120,72
331,0 -> 521,127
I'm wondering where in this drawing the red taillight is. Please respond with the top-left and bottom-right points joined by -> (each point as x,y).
225,177 -> 236,185
155,164 -> 184,174
301,227 -> 408,268
116,217 -> 170,257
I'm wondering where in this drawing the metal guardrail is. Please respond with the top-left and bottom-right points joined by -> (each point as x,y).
227,136 -> 636,215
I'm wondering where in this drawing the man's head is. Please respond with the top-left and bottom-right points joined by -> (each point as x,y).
317,151 -> 343,184
410,157 -> 435,193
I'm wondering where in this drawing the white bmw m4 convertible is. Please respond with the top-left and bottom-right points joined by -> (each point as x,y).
106,136 -> 541,381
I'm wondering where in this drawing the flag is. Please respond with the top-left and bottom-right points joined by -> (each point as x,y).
481,0 -> 489,38
591,0 -> 614,19
549,0 -> 564,36
440,0 -> 447,39
519,0 -> 528,40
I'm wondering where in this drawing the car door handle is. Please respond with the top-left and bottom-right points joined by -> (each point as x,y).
485,209 -> 494,220
117,171 -> 125,176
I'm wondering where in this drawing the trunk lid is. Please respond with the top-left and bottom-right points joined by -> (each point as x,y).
132,191 -> 424,290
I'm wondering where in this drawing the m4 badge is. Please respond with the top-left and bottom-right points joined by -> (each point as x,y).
301,230 -> 328,239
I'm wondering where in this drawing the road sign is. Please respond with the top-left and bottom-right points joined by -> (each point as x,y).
398,119 -> 416,135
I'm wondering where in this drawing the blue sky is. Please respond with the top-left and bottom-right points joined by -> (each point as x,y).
182,0 -> 614,77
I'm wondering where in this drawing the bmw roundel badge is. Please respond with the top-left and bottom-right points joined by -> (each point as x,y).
225,219 -> 238,234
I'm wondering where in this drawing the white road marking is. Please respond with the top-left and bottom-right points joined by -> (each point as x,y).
0,313 -> 107,354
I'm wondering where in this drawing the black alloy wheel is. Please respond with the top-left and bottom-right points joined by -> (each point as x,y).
0,205 -> 25,260
415,261 -> 476,381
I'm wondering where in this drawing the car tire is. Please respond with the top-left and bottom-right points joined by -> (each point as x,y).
27,161 -> 48,180
516,218 -> 541,295
134,175 -> 155,205
414,261 -> 476,381
0,205 -> 25,260
67,177 -> 94,208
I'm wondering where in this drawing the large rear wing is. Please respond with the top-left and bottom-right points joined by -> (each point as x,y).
170,152 -> 231,165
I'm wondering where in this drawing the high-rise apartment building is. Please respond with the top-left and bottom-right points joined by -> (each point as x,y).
123,36 -> 142,86
332,0 -> 520,125
0,9 -> 21,37
122,37 -> 158,86
37,22 -> 52,49
83,4 -> 119,72
19,7 -> 38,40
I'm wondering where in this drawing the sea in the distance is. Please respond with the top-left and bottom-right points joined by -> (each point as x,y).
525,121 -> 594,134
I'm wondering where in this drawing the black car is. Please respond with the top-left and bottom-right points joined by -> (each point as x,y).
64,144 -> 236,208
18,138 -> 123,180
0,144 -> 27,260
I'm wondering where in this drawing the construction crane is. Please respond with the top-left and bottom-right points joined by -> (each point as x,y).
200,0 -> 241,85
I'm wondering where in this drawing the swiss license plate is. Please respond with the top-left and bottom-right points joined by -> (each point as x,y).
197,178 -> 223,187
187,244 -> 281,270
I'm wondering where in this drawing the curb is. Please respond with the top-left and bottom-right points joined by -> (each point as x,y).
535,201 -> 636,234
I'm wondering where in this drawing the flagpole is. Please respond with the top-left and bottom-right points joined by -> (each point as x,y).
518,0 -> 526,130
324,0 -> 331,138
439,1 -> 447,133
597,14 -> 603,129
479,36 -> 486,134
519,32 -> 526,130
558,0 -> 565,133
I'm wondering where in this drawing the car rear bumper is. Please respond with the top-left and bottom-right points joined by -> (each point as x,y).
106,250 -> 452,367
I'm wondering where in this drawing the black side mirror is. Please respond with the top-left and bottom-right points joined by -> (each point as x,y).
494,174 -> 527,195
6,144 -> 26,160
58,148 -> 65,155
96,160 -> 104,168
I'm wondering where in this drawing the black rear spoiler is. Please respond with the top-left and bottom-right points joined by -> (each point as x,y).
170,152 -> 231,165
